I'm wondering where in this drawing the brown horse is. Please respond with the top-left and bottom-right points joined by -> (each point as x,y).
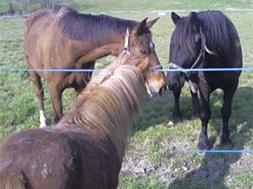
0,31 -> 166,189
24,7 -> 162,127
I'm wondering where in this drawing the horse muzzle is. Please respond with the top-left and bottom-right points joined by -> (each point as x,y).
145,78 -> 167,98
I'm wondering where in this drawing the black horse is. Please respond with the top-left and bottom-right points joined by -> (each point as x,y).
167,10 -> 242,149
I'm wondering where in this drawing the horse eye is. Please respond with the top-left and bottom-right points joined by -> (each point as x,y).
149,42 -> 155,49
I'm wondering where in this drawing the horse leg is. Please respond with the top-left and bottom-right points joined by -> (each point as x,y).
190,90 -> 200,117
29,72 -> 47,127
75,61 -> 95,96
172,87 -> 182,122
220,86 -> 237,146
198,90 -> 211,149
48,82 -> 64,124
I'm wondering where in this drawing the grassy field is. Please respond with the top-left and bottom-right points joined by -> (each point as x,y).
0,1 -> 253,188
54,0 -> 253,12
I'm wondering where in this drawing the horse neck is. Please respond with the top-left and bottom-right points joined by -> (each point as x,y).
58,63 -> 146,162
90,31 -> 126,55
59,9 -> 137,57
74,31 -> 127,63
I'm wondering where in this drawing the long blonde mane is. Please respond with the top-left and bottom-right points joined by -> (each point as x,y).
58,51 -> 147,160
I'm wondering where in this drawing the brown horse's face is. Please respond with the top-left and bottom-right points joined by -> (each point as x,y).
136,55 -> 166,97
128,18 -> 166,96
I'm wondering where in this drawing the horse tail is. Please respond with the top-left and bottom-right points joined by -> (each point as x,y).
24,9 -> 50,36
0,171 -> 27,189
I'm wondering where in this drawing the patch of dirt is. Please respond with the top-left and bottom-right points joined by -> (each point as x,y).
122,136 -> 253,187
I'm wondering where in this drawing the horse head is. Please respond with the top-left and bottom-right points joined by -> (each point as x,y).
122,26 -> 166,97
167,12 -> 214,91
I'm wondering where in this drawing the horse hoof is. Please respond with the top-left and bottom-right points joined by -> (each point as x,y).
171,114 -> 182,123
192,111 -> 199,118
167,120 -> 174,126
220,138 -> 234,149
197,142 -> 212,150
197,138 -> 212,150
53,114 -> 63,124
39,123 -> 47,128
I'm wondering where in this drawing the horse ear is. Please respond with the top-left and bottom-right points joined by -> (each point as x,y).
146,17 -> 160,28
171,12 -> 181,24
190,12 -> 199,26
133,17 -> 148,35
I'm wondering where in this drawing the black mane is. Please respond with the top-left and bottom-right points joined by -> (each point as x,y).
58,7 -> 137,43
199,11 -> 238,54
173,10 -> 238,57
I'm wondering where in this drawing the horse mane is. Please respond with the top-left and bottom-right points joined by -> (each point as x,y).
198,11 -> 238,54
173,10 -> 238,56
58,52 -> 147,160
58,7 -> 137,42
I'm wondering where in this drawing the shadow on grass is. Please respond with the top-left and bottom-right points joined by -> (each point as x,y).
168,86 -> 253,189
133,89 -> 198,134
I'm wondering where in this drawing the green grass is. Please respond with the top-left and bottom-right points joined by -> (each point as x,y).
54,0 -> 253,13
119,173 -> 167,189
2,0 -> 253,14
1,1 -> 253,188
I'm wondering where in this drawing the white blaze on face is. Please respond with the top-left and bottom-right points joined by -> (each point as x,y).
39,109 -> 47,128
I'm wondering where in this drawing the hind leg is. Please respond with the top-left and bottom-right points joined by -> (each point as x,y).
29,72 -> 47,128
74,61 -> 95,96
220,85 -> 237,146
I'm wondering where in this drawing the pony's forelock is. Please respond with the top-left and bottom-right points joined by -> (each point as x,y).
171,10 -> 237,57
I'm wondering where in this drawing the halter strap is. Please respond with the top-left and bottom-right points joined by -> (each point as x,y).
169,63 -> 186,73
190,49 -> 205,70
169,48 -> 205,73
169,48 -> 205,94
151,65 -> 163,72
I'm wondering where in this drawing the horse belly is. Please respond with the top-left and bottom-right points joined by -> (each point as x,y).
205,72 -> 239,91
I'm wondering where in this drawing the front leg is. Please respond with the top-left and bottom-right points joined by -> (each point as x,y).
172,87 -> 182,122
74,61 -> 96,96
190,90 -> 200,117
197,89 -> 211,150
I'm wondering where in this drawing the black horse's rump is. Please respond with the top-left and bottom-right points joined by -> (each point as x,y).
167,10 -> 242,149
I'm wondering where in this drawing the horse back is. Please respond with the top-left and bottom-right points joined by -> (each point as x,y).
0,128 -> 120,189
